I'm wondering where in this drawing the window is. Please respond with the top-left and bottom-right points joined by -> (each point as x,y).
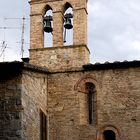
86,82 -> 96,124
63,2 -> 73,45
40,111 -> 47,140
43,5 -> 53,47
103,130 -> 116,140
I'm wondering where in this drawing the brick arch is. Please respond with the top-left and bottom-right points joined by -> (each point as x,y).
42,4 -> 53,16
74,76 -> 97,93
63,2 -> 73,13
96,125 -> 121,140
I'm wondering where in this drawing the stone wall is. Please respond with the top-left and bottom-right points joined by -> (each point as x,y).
21,70 -> 48,140
47,71 -> 81,140
0,68 -> 48,140
30,45 -> 90,71
47,66 -> 140,140
0,63 -> 140,140
30,0 -> 88,49
29,0 -> 89,69
0,75 -> 24,140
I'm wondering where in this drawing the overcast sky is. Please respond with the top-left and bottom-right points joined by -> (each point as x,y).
0,0 -> 140,63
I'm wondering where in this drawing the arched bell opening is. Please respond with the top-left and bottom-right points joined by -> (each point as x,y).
63,2 -> 73,46
43,5 -> 53,48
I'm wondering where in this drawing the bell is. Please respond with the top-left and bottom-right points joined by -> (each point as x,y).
64,18 -> 73,30
44,19 -> 53,33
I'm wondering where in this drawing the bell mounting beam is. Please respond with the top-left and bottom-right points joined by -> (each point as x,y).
44,16 -> 53,21
64,13 -> 73,19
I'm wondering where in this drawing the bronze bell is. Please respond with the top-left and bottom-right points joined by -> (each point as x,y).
64,18 -> 73,30
43,16 -> 53,33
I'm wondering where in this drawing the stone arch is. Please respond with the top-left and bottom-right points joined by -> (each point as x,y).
63,2 -> 73,13
74,75 -> 97,125
42,4 -> 53,16
43,4 -> 53,47
74,75 -> 97,93
96,125 -> 121,140
63,2 -> 73,45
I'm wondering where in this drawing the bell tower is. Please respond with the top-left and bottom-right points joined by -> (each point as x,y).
29,0 -> 90,71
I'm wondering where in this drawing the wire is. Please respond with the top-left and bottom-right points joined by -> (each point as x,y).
0,27 -> 21,29
4,17 -> 29,20
0,17 -> 30,61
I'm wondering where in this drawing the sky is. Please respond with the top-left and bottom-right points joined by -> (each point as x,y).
0,0 -> 140,63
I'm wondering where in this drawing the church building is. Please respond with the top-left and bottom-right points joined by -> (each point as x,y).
0,0 -> 140,140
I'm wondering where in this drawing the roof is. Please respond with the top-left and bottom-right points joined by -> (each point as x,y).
0,60 -> 140,77
0,61 -> 49,79
83,60 -> 140,71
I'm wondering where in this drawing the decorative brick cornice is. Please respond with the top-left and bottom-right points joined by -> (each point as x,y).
73,7 -> 88,14
29,44 -> 90,53
29,0 -> 63,5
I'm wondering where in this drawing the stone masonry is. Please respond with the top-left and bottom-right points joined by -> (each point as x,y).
0,62 -> 48,140
1,61 -> 140,140
0,76 -> 23,140
29,0 -> 89,70
47,63 -> 140,140
30,45 -> 90,71
29,0 -> 88,49
0,0 -> 140,140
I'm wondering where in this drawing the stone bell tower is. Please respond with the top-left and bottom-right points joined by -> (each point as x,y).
29,0 -> 90,71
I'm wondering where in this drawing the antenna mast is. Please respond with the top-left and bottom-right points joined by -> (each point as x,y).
21,16 -> 25,58
0,41 -> 7,61
4,17 -> 26,58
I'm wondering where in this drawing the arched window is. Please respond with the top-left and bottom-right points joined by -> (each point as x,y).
74,77 -> 97,125
85,82 -> 96,124
103,130 -> 116,140
63,2 -> 73,45
43,5 -> 53,47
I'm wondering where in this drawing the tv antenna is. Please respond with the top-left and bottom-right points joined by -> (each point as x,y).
21,16 -> 25,58
4,16 -> 28,58
0,41 -> 7,61
0,25 -> 21,61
